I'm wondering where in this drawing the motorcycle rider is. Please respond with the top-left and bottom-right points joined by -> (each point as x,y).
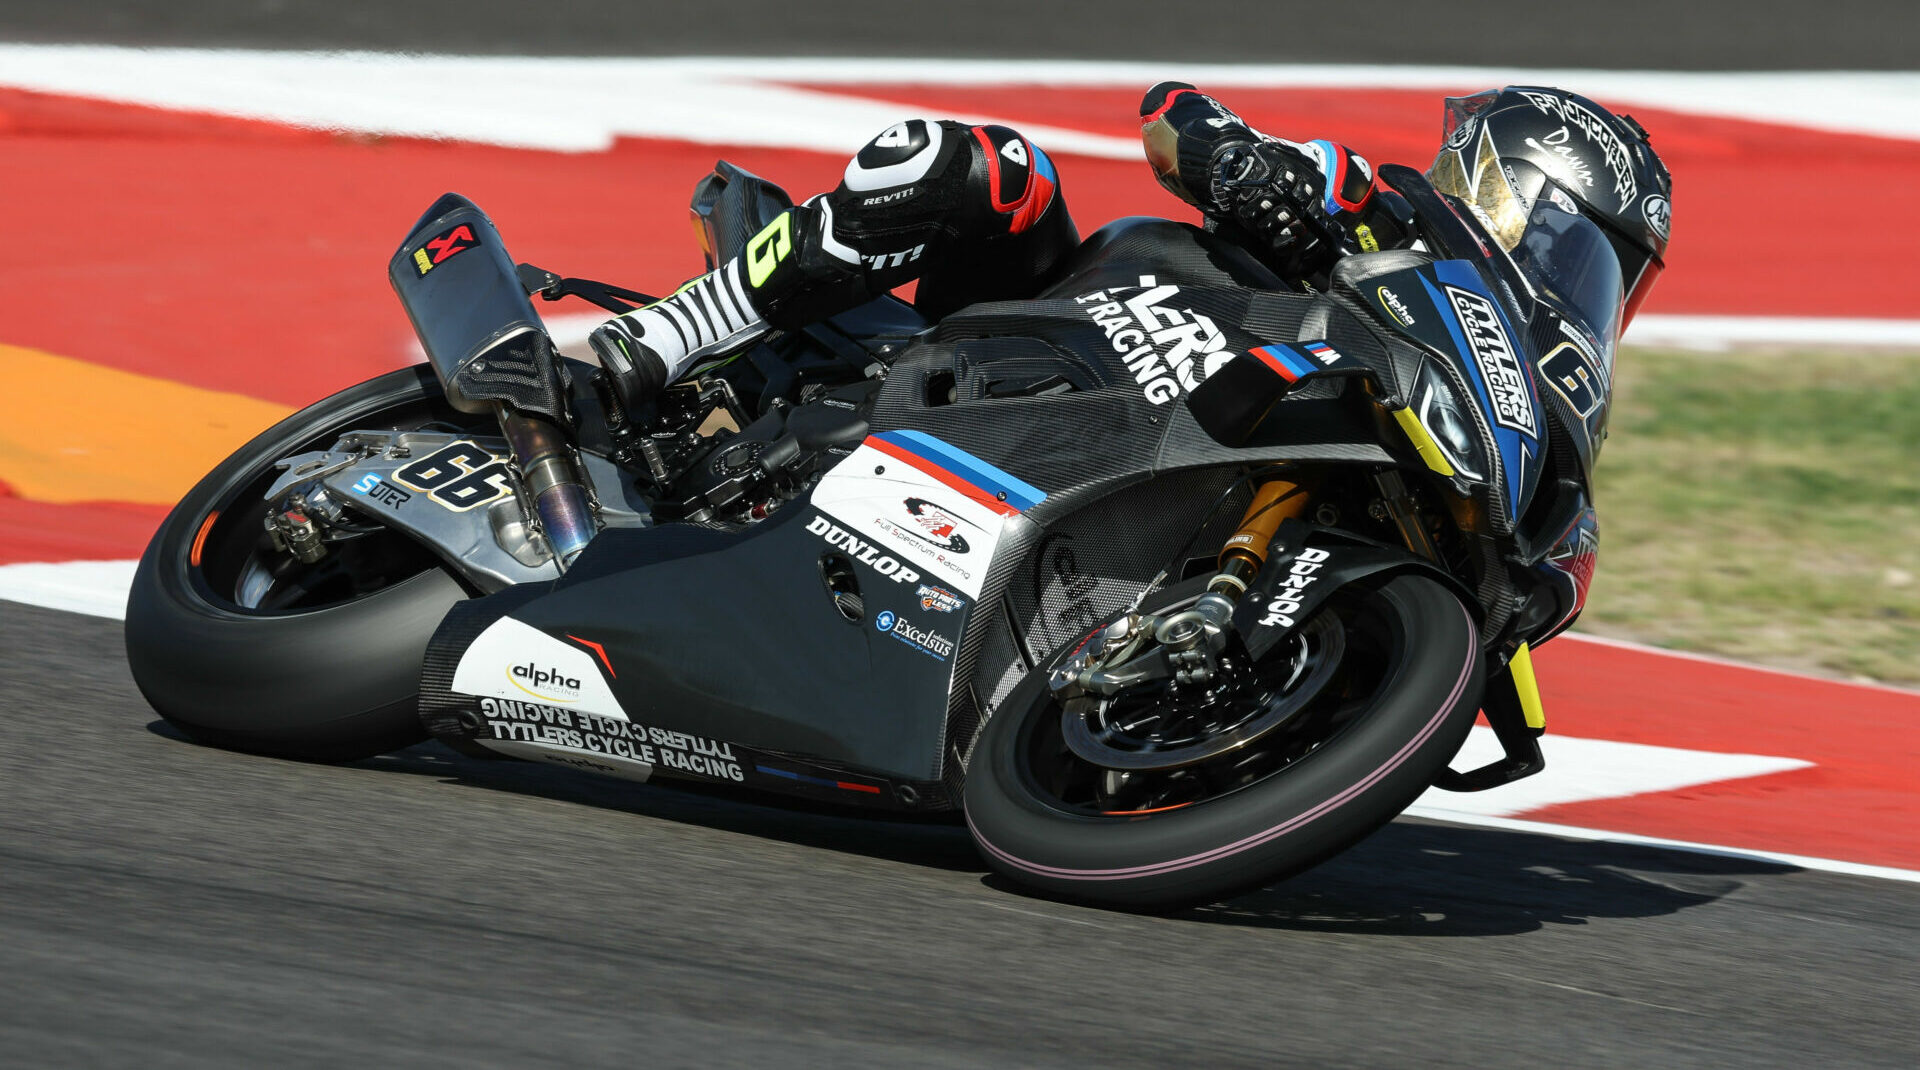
590,83 -> 1671,412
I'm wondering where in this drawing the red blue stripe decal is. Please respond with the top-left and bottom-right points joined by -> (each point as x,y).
867,430 -> 1047,515
1249,344 -> 1318,382
755,764 -> 883,794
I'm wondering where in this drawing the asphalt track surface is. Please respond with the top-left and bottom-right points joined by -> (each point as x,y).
5,601 -> 1917,1068
4,7 -> 1919,1069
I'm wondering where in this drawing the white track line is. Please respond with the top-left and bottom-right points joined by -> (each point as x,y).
1621,315 -> 1920,350
5,46 -> 1920,153
0,560 -> 136,619
1397,810 -> 1920,884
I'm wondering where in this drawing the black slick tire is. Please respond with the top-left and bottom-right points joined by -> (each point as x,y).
964,574 -> 1483,912
125,367 -> 472,762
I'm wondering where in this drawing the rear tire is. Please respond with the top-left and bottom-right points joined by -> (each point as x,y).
964,573 -> 1483,911
126,366 -> 478,762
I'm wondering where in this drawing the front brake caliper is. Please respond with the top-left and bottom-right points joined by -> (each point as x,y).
1048,590 -> 1239,699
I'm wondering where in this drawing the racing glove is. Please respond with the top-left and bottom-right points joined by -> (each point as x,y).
1208,140 -> 1335,271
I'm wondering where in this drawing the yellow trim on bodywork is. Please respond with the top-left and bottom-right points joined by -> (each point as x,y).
1390,406 -> 1457,477
1510,641 -> 1546,730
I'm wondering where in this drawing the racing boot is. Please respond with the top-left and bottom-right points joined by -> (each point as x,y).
589,256 -> 767,414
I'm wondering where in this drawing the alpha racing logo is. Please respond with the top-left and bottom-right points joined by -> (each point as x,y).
1076,275 -> 1237,405
1443,285 -> 1537,438
874,609 -> 956,662
1377,286 -> 1416,325
1258,547 -> 1332,628
509,662 -> 583,704
901,498 -> 970,553
806,515 -> 923,585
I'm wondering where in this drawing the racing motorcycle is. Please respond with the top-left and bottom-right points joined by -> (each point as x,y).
126,158 -> 1615,910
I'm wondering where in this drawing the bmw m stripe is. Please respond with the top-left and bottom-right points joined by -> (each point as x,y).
1249,343 -> 1320,382
867,430 -> 1047,515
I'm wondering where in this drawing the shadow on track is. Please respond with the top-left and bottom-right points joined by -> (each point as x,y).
146,722 -> 985,870
148,720 -> 1799,932
1168,821 -> 1794,936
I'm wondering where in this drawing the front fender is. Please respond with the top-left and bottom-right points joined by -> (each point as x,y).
1231,523 -> 1480,662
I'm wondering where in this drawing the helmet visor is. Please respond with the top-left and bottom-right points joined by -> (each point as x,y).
1605,228 -> 1665,326
1511,203 -> 1625,352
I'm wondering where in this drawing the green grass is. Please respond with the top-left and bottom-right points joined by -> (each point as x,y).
1581,346 -> 1920,685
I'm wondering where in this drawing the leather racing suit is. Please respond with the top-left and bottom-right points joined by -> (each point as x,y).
590,83 -> 1417,412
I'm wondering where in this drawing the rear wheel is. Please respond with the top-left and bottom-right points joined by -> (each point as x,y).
964,573 -> 1483,911
126,366 -> 484,761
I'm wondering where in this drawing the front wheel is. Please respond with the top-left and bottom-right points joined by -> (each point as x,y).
126,366 -> 483,762
964,573 -> 1483,911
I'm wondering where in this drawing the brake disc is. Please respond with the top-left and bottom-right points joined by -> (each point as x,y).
1060,614 -> 1345,772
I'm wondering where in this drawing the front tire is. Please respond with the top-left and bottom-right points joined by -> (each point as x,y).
126,366 -> 479,762
965,573 -> 1483,911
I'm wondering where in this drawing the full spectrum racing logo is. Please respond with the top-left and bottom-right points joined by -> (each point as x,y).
900,498 -> 971,553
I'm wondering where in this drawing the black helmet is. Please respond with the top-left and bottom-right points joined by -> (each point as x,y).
1427,86 -> 1672,329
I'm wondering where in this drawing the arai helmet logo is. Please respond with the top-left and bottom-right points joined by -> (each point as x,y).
510,662 -> 583,703
1642,194 -> 1671,242
1443,285 -> 1537,438
1075,275 -> 1236,406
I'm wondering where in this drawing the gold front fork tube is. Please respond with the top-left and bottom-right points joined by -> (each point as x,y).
1210,479 -> 1312,599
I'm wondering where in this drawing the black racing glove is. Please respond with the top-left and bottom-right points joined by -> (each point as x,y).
1209,141 -> 1335,271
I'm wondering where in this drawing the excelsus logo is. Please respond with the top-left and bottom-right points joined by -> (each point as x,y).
807,515 -> 923,584
510,662 -> 583,703
1443,285 -> 1537,438
875,609 -> 955,661
1259,547 -> 1332,628
1076,275 -> 1236,405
